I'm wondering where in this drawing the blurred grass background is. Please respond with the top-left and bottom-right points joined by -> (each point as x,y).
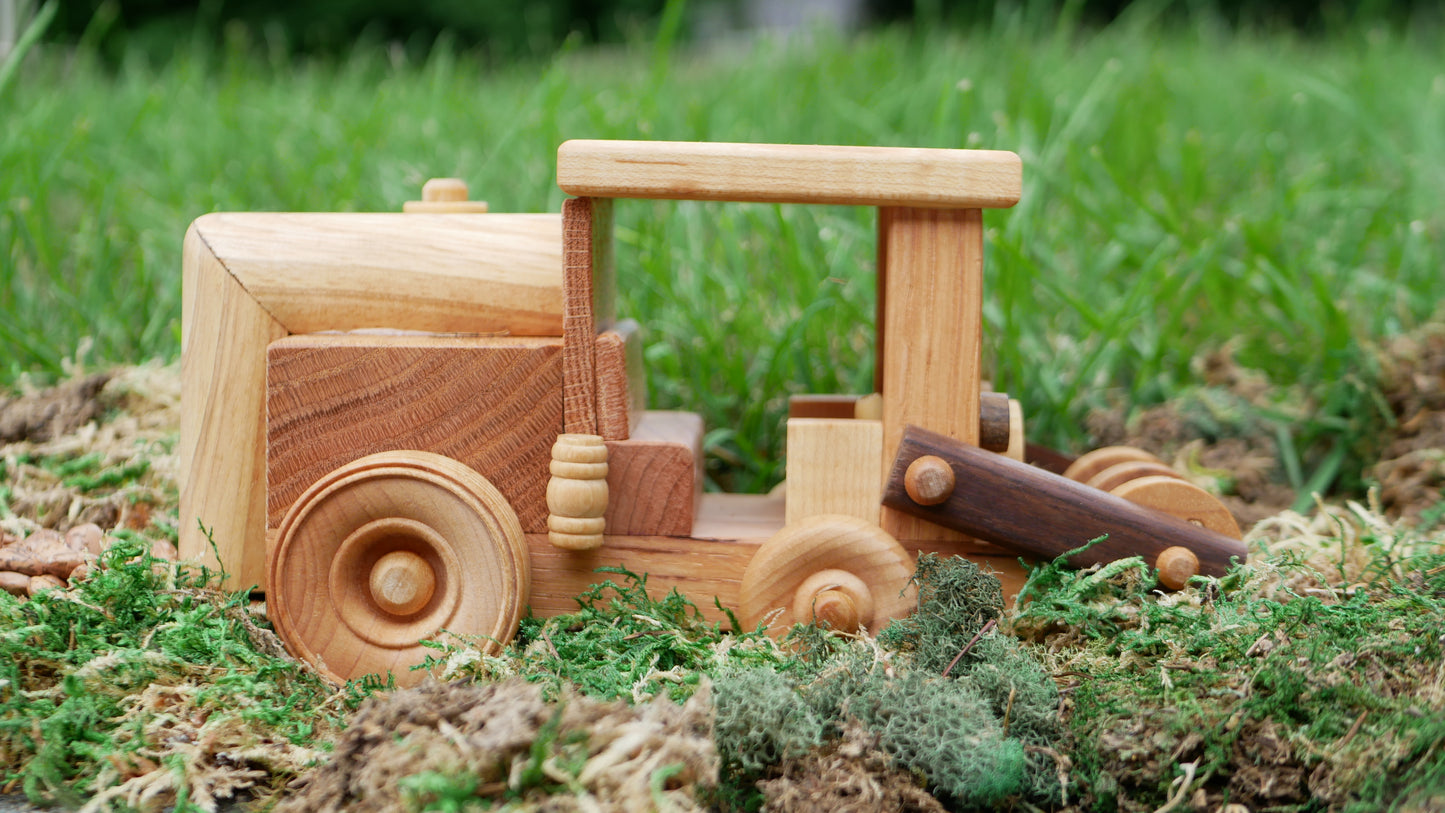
2,0 -> 1442,494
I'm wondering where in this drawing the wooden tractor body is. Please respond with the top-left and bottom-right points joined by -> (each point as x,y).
180,140 -> 1245,686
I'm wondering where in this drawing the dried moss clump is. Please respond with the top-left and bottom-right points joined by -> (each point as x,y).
712,555 -> 1064,811
279,679 -> 716,812
758,720 -> 946,813
713,666 -> 825,777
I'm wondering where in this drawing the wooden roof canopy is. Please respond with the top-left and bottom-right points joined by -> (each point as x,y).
556,139 -> 1023,209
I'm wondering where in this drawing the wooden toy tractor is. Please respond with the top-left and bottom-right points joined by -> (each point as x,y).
180,140 -> 1246,686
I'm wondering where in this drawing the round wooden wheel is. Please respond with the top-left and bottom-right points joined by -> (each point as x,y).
739,514 -> 917,635
1110,475 -> 1242,539
1062,446 -> 1163,485
268,451 -> 530,686
1084,460 -> 1184,493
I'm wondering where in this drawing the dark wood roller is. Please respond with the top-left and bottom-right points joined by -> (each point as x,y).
882,425 -> 1247,576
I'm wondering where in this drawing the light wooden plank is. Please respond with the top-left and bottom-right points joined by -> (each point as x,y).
784,418 -> 883,526
526,533 -> 760,624
562,198 -> 615,434
179,224 -> 287,590
878,207 -> 984,543
266,334 -> 564,534
194,212 -> 563,335
595,319 -> 645,440
557,140 -> 1022,209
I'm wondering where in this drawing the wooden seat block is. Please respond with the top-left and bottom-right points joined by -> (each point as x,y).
595,319 -> 646,441
785,418 -> 884,525
267,334 -> 564,534
604,411 -> 704,537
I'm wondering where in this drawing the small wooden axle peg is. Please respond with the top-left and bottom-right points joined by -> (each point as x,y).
904,455 -> 955,506
423,178 -> 469,202
547,434 -> 609,550
791,569 -> 874,633
369,550 -> 435,616
1155,546 -> 1200,590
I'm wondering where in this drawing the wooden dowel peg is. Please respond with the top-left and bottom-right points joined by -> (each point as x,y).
423,178 -> 469,202
904,455 -> 955,506
791,569 -> 874,633
369,549 -> 436,616
1005,398 -> 1027,462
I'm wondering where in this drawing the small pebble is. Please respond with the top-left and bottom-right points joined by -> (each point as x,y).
15,528 -> 64,557
0,570 -> 29,596
28,573 -> 66,596
64,523 -> 106,556
150,539 -> 179,561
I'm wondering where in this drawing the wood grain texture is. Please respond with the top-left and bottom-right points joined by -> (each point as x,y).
1025,443 -> 1077,476
883,425 -> 1249,577
557,140 -> 1023,209
784,418 -> 883,525
1110,475 -> 1242,539
180,223 -> 288,590
604,411 -> 703,537
1085,460 -> 1184,493
562,198 -> 616,434
692,492 -> 786,541
595,319 -> 645,440
266,334 -> 563,533
191,212 -> 563,335
878,207 -> 984,544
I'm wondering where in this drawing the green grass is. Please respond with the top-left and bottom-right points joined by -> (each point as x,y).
3,7 -> 1442,492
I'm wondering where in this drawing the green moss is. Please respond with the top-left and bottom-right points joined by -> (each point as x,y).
877,553 -> 1004,674
422,567 -> 793,703
1017,530 -> 1445,811
0,530 -> 370,809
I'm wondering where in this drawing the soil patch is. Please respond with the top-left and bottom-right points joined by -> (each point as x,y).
0,364 -> 178,538
1085,321 -> 1445,530
1373,323 -> 1445,523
